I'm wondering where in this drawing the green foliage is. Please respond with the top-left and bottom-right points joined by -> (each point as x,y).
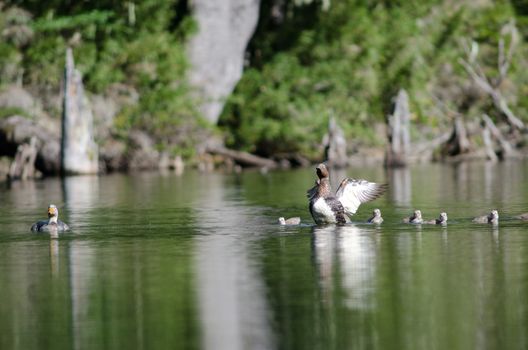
32,10 -> 113,32
0,0 -> 205,156
221,0 -> 528,159
2,0 -> 528,162
0,106 -> 31,119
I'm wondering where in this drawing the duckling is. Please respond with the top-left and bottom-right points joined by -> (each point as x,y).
402,210 -> 423,224
367,209 -> 383,224
278,217 -> 301,225
31,204 -> 70,232
424,212 -> 448,225
472,210 -> 499,225
514,213 -> 528,221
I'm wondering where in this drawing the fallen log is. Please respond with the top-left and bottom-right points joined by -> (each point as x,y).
206,146 -> 278,169
410,131 -> 451,163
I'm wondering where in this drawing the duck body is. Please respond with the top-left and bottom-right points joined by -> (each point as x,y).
367,209 -> 383,224
308,164 -> 386,225
31,220 -> 70,232
424,212 -> 448,225
473,210 -> 499,225
403,210 -> 423,224
310,195 -> 348,225
515,213 -> 528,221
30,204 -> 70,232
278,217 -> 301,225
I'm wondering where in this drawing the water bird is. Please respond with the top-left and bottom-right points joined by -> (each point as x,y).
30,204 -> 70,232
424,212 -> 448,225
472,210 -> 499,225
367,209 -> 383,224
402,210 -> 423,224
514,213 -> 528,221
307,163 -> 387,225
278,217 -> 301,225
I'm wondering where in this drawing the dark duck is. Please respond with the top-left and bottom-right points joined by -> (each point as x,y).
31,204 -> 70,232
307,164 -> 387,225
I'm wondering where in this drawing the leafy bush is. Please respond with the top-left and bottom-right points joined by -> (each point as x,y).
2,1 -> 202,151
221,0 -> 527,159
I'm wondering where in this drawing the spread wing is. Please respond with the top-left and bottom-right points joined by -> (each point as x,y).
335,178 -> 387,216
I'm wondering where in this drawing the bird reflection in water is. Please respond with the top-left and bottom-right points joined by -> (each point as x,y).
49,228 -> 59,276
311,224 -> 378,310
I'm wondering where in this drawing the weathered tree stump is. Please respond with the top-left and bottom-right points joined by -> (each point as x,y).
481,123 -> 499,162
323,117 -> 348,168
0,115 -> 60,174
8,137 -> 38,180
385,89 -> 411,167
443,116 -> 471,157
61,48 -> 99,174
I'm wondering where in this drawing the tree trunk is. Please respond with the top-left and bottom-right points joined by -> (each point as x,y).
187,0 -> 260,124
61,48 -> 99,174
385,89 -> 411,167
324,117 -> 348,168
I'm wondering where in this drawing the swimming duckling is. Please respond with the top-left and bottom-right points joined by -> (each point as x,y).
31,204 -> 70,232
402,210 -> 423,224
472,210 -> 499,225
367,209 -> 383,224
307,163 -> 387,225
278,217 -> 301,225
424,212 -> 448,225
514,213 -> 528,221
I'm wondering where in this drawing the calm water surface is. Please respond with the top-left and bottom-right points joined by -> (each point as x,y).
1,162 -> 528,349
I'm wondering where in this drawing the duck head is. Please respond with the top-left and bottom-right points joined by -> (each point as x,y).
316,163 -> 329,180
48,204 -> 58,223
413,210 -> 422,220
373,208 -> 382,217
438,212 -> 448,223
488,210 -> 499,221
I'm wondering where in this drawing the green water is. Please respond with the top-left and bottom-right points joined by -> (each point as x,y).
1,162 -> 528,350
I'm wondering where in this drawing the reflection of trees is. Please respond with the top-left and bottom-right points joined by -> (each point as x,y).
0,173 -> 201,349
387,167 -> 411,206
193,172 -> 274,350
258,219 -> 528,349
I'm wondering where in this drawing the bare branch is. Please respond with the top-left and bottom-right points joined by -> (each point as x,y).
458,21 -> 525,130
482,114 -> 519,158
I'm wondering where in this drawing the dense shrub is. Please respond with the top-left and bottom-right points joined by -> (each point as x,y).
220,0 -> 528,159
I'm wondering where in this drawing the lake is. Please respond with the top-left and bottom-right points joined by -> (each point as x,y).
1,161 -> 527,349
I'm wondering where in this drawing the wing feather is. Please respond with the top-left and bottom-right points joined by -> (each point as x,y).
335,178 -> 387,216
306,180 -> 319,201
